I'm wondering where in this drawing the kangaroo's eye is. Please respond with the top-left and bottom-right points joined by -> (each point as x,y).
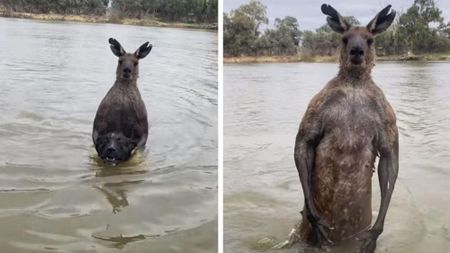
367,38 -> 374,46
342,37 -> 348,44
134,62 -> 138,66
118,60 -> 123,64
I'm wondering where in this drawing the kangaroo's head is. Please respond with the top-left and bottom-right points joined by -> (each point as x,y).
321,4 -> 395,76
108,38 -> 153,82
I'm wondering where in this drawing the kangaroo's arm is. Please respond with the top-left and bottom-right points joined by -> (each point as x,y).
92,109 -> 106,145
294,127 -> 321,220
294,94 -> 332,246
92,100 -> 111,145
360,102 -> 399,253
130,100 -> 149,150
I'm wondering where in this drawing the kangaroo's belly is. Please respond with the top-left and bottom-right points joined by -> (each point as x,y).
301,128 -> 377,241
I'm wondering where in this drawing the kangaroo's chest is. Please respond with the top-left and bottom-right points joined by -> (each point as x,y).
108,87 -> 144,111
311,87 -> 379,232
101,87 -> 147,128
321,86 -> 382,149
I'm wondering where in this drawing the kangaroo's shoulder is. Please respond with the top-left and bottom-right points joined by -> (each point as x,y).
365,82 -> 396,123
306,77 -> 345,110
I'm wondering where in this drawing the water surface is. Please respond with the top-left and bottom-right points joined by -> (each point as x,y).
0,17 -> 217,252
224,61 -> 450,253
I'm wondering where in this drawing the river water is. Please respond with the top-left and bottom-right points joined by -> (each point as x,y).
0,17 -> 217,252
224,62 -> 450,252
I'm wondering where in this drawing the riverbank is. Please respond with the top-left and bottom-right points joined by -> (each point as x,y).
224,53 -> 450,64
0,11 -> 217,30
223,55 -> 333,63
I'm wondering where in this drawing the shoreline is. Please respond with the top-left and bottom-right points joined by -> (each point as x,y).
0,11 -> 217,30
224,53 -> 450,64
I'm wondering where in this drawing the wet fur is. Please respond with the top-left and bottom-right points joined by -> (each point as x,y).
93,82 -> 148,157
297,76 -> 397,240
295,4 -> 398,253
93,38 -> 152,164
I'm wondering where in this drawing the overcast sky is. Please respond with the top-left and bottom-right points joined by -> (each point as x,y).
224,0 -> 450,30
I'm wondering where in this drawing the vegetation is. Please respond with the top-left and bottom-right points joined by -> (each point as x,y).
0,0 -> 109,15
224,1 -> 301,56
0,0 -> 218,27
111,0 -> 217,23
224,0 -> 450,58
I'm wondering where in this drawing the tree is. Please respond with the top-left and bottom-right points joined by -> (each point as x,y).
224,0 -> 450,58
256,16 -> 301,55
274,16 -> 302,46
223,0 -> 268,56
0,0 -> 218,23
237,0 -> 268,36
398,0 -> 448,53
0,0 -> 108,15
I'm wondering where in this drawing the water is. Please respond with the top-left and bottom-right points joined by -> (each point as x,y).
0,18 -> 217,252
224,62 -> 450,252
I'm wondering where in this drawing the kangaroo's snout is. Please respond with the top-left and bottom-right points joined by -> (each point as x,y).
350,47 -> 364,56
349,46 -> 364,65
123,67 -> 132,79
346,35 -> 367,65
117,57 -> 138,80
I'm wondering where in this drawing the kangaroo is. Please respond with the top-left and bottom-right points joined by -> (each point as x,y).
93,38 -> 152,165
294,4 -> 398,253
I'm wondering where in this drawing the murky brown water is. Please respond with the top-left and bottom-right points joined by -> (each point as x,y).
0,17 -> 217,252
224,62 -> 450,253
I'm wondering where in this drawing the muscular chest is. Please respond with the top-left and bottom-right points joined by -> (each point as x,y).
320,86 -> 382,148
100,87 -> 146,124
107,85 -> 144,108
323,86 -> 380,125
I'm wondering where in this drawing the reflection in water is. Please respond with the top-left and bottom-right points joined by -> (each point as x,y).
90,164 -> 156,249
92,232 -> 147,249
0,17 -> 217,253
94,180 -> 143,214
225,62 -> 450,253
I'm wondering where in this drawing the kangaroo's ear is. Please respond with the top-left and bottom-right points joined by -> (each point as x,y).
109,38 -> 125,57
135,42 -> 153,59
367,5 -> 396,35
321,4 -> 351,33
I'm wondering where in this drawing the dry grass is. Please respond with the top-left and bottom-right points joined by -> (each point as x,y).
224,54 -> 337,64
377,53 -> 450,61
224,53 -> 450,64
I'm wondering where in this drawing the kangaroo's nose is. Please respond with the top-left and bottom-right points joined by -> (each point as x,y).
123,68 -> 131,73
350,47 -> 364,56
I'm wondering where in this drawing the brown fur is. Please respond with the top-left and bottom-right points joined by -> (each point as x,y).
93,38 -> 152,164
297,77 -> 397,242
294,4 -> 398,253
338,27 -> 375,80
93,79 -> 148,142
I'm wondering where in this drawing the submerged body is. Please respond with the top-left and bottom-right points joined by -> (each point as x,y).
93,81 -> 148,163
93,38 -> 152,164
298,76 -> 394,242
294,5 -> 398,253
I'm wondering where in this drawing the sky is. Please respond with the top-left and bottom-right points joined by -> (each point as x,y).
223,0 -> 450,31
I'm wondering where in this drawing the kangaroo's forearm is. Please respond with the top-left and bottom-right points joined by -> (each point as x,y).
372,152 -> 398,234
295,139 -> 317,214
